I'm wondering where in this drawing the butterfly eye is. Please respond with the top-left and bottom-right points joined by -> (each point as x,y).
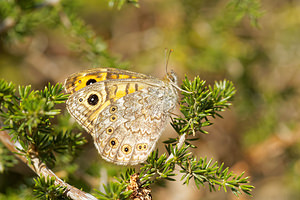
110,106 -> 118,114
109,138 -> 119,148
110,115 -> 117,122
86,79 -> 97,86
87,94 -> 99,105
122,144 -> 132,154
106,127 -> 114,134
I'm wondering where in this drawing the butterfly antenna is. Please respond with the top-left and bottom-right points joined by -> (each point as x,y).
164,49 -> 192,94
165,48 -> 173,78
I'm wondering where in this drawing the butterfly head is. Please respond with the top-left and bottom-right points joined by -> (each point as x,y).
165,70 -> 178,85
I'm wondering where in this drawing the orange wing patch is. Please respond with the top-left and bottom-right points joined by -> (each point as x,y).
114,84 -> 127,100
73,74 -> 108,92
65,71 -> 108,94
119,74 -> 130,79
102,82 -> 146,102
127,83 -> 137,94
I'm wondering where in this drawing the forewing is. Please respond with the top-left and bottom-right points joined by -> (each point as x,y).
64,68 -> 152,94
66,81 -> 108,132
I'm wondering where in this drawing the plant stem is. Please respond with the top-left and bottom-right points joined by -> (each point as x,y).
166,133 -> 187,162
0,128 -> 97,200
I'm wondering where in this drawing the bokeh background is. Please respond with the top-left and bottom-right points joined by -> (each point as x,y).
1,0 -> 300,199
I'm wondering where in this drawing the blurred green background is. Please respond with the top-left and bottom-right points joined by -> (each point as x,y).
1,0 -> 300,199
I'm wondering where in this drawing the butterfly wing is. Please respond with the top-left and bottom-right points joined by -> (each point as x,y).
64,68 -> 152,94
93,82 -> 177,165
65,68 -> 178,165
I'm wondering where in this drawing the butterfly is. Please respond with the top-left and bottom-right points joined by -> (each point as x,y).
64,68 -> 178,165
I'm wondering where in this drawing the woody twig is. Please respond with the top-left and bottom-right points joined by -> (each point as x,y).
0,128 -> 97,200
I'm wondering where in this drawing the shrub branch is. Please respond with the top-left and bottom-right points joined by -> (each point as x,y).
0,129 -> 97,200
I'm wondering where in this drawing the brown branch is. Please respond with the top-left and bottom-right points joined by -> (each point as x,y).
0,129 -> 97,200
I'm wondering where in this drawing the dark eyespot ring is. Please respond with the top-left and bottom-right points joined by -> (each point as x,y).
86,79 -> 97,86
109,138 -> 118,148
106,127 -> 114,134
143,144 -> 148,150
110,115 -> 117,122
137,144 -> 143,151
122,144 -> 132,154
87,94 -> 99,105
110,106 -> 118,114
79,98 -> 83,102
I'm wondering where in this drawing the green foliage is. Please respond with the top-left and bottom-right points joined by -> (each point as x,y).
0,79 -> 16,113
141,149 -> 176,185
179,157 -> 253,197
94,168 -> 136,199
0,142 -> 18,172
0,0 -> 60,41
108,0 -> 139,9
33,175 -> 71,200
94,181 -> 132,200
61,3 -> 112,66
225,0 -> 263,27
172,76 -> 236,135
0,80 -> 86,167
0,186 -> 34,200
0,0 -> 133,67
94,168 -> 135,199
